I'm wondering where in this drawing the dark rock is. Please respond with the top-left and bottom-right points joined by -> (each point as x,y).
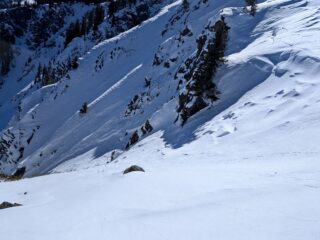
164,61 -> 170,68
123,165 -> 145,174
180,26 -> 192,37
0,201 -> 22,210
13,167 -> 25,178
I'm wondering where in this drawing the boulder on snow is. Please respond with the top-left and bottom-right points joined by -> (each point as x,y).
0,201 -> 22,210
123,165 -> 145,174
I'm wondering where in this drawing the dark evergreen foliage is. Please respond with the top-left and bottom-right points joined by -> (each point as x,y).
125,95 -> 141,116
65,20 -> 81,47
128,131 -> 139,147
178,17 -> 230,124
65,4 -> 104,46
93,4 -> 105,31
182,0 -> 189,10
79,102 -> 88,114
141,120 -> 153,135
245,0 -> 257,16
0,40 -> 13,75
108,0 -> 117,17
144,120 -> 153,133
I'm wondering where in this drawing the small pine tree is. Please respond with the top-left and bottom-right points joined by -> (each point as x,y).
65,20 -> 82,48
34,64 -> 42,84
129,131 -> 139,145
245,0 -> 257,16
0,40 -> 13,76
108,0 -> 117,18
81,17 -> 88,36
182,0 -> 189,10
41,64 -> 54,86
144,120 -> 153,133
74,20 -> 81,38
80,102 -> 88,114
71,57 -> 79,69
93,4 -> 105,31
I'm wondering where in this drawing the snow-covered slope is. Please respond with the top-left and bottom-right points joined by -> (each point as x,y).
0,0 -> 175,174
1,131 -> 320,239
1,0 -> 320,239
1,0 -> 318,177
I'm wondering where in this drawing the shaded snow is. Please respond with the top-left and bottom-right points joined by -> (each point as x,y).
1,0 -> 320,238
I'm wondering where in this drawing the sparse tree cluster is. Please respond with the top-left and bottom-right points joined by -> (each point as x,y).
34,55 -> 79,86
93,4 -> 105,30
34,64 -> 54,86
178,17 -> 230,124
65,20 -> 81,47
125,120 -> 153,149
65,5 -> 105,47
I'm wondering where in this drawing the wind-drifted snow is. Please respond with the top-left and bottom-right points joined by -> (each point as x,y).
1,0 -> 320,239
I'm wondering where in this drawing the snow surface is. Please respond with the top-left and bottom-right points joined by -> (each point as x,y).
1,128 -> 320,240
1,0 -> 320,238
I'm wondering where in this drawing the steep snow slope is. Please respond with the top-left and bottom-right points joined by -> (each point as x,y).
4,0 -> 319,176
1,0 -> 320,239
0,0 -> 175,174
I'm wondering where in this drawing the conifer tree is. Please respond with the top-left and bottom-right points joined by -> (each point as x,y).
178,17 -> 230,124
0,40 -> 13,76
80,102 -> 88,114
93,4 -> 105,31
245,0 -> 257,16
182,0 -> 189,10
108,0 -> 117,18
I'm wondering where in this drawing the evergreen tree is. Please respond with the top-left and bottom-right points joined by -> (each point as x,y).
108,0 -> 117,18
178,17 -> 230,124
93,4 -> 105,31
80,102 -> 88,114
0,40 -> 13,76
81,16 -> 88,36
87,10 -> 95,33
182,0 -> 189,10
34,64 -> 43,84
74,20 -> 81,38
64,20 -> 81,47
245,0 -> 257,16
